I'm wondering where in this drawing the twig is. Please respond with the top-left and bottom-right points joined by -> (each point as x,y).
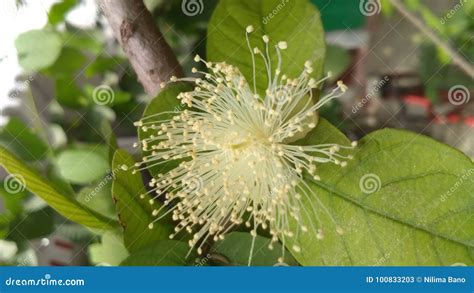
97,0 -> 184,96
389,0 -> 474,78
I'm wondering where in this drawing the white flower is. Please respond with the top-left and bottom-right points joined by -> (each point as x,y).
134,26 -> 356,265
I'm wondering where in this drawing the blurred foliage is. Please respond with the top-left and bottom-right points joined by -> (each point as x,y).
1,0 -> 215,265
382,0 -> 474,103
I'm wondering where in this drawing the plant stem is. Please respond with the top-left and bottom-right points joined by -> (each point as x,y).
390,0 -> 474,78
97,0 -> 184,96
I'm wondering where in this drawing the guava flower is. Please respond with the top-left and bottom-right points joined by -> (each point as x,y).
134,25 -> 356,265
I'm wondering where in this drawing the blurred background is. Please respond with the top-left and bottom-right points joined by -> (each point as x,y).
0,0 -> 472,266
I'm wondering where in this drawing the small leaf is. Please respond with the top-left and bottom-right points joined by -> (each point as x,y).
56,148 -> 109,185
289,119 -> 474,265
212,232 -> 299,266
55,77 -> 89,108
0,118 -> 49,161
46,47 -> 87,77
15,30 -> 62,72
120,241 -> 195,266
48,0 -> 78,25
77,179 -> 116,220
207,0 -> 325,95
139,82 -> 192,177
89,232 -> 129,266
0,146 -> 117,230
112,149 -> 173,253
7,208 -> 54,243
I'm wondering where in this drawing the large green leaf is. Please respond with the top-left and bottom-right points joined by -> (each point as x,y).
139,82 -> 192,177
288,119 -> 474,265
15,30 -> 63,72
0,146 -> 117,230
207,0 -> 325,95
120,241 -> 195,266
56,148 -> 109,185
112,149 -> 173,253
211,232 -> 299,266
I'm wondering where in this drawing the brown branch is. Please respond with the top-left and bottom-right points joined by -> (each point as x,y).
97,0 -> 183,96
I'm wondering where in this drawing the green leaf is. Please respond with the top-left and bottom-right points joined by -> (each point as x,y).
120,240 -> 195,266
55,77 -> 89,108
99,120 -> 118,165
0,146 -> 117,230
289,119 -> 474,265
212,232 -> 298,266
139,82 -> 192,177
112,149 -> 173,253
77,179 -> 116,220
62,31 -> 103,54
15,30 -> 62,72
0,118 -> 49,161
89,232 -> 129,266
7,208 -> 54,242
56,148 -> 109,185
207,0 -> 325,95
46,47 -> 87,77
48,0 -> 78,25
85,57 -> 122,78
